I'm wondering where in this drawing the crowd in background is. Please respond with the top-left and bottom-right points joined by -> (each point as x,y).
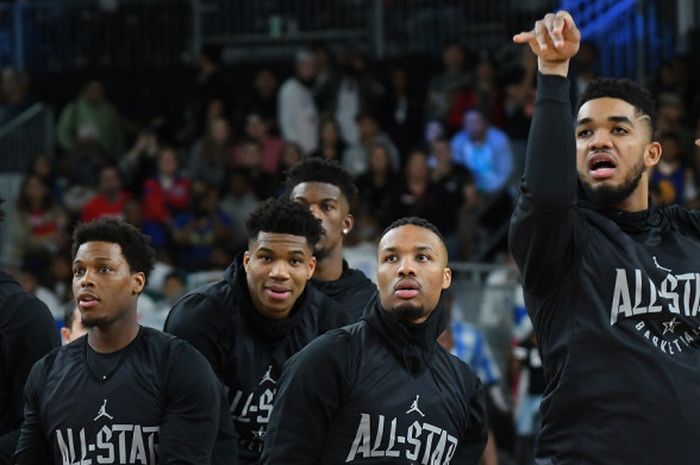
2,36 -> 700,465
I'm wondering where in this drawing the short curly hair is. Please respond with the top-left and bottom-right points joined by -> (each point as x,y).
578,77 -> 656,135
284,158 -> 358,206
71,218 -> 156,283
246,198 -> 322,248
381,216 -> 447,248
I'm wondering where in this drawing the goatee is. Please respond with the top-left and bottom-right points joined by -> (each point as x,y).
581,156 -> 645,207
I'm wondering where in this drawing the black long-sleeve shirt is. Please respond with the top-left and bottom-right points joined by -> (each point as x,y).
509,73 -> 700,464
164,255 -> 351,464
14,327 -> 236,465
0,272 -> 59,465
260,294 -> 487,464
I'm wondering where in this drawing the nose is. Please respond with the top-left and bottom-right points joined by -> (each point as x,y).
77,269 -> 95,287
590,130 -> 613,150
269,260 -> 290,280
397,256 -> 416,277
308,204 -> 323,221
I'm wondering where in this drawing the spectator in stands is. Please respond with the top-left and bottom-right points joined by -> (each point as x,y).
0,67 -> 34,126
241,69 -> 279,135
451,108 -> 513,195
60,305 -> 86,344
504,47 -> 537,181
332,48 -> 386,146
232,137 -> 277,200
384,66 -> 423,160
56,79 -> 125,158
355,142 -> 396,239
573,40 -> 599,96
425,41 -> 472,122
650,131 -> 698,207
278,50 -> 319,155
46,254 -> 73,308
220,168 -> 260,252
272,141 -> 304,194
119,127 -> 160,192
343,111 -> 399,176
311,115 -> 348,164
80,164 -> 131,223
10,174 -> 69,273
28,153 -> 65,207
312,41 -> 339,114
172,180 -> 234,271
448,55 -> 505,132
233,113 -> 283,175
188,116 -> 233,190
141,146 -> 191,246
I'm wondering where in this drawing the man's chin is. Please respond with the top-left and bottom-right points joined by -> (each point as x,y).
313,246 -> 330,262
392,303 -> 428,323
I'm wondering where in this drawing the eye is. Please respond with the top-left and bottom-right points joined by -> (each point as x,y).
73,267 -> 85,277
416,254 -> 430,262
383,254 -> 397,263
611,126 -> 629,135
259,255 -> 273,263
99,265 -> 111,273
576,128 -> 592,138
321,203 -> 334,212
290,258 -> 303,266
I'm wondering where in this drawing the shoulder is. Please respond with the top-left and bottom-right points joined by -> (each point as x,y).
288,323 -> 361,368
437,346 -> 483,394
166,280 -> 236,328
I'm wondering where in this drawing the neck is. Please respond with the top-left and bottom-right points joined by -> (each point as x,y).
87,315 -> 140,353
313,246 -> 345,281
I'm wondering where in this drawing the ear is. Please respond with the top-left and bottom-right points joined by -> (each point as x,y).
132,272 -> 146,295
307,256 -> 317,279
342,213 -> 354,236
243,251 -> 251,273
644,141 -> 662,168
442,267 -> 452,290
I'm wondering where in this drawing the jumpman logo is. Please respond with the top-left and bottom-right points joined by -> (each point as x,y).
405,395 -> 425,417
653,256 -> 672,273
259,365 -> 276,385
93,399 -> 114,422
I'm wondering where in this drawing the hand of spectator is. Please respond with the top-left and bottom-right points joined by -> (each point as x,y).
513,11 -> 580,77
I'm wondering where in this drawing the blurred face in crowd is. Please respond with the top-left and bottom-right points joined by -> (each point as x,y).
432,139 -> 452,165
244,232 -> 316,320
406,150 -> 429,179
443,44 -> 465,71
245,114 -> 267,140
73,241 -> 144,330
369,145 -> 390,175
61,307 -> 87,344
296,56 -> 316,83
99,167 -> 122,197
320,119 -> 339,144
464,110 -> 487,141
255,69 -> 278,97
210,118 -> 231,144
158,148 -> 179,178
377,224 -> 451,324
291,182 -> 352,261
83,81 -> 105,103
575,97 -> 661,209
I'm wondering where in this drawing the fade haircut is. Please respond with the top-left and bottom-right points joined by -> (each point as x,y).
578,77 -> 656,135
285,158 -> 359,206
382,217 -> 447,252
246,198 -> 322,249
71,218 -> 156,284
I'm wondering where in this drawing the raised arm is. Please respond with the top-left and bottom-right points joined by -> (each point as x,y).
508,11 -> 585,296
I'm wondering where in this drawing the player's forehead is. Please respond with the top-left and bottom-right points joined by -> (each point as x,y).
379,225 -> 445,255
73,241 -> 124,264
291,181 -> 345,204
249,232 -> 311,255
576,97 -> 643,125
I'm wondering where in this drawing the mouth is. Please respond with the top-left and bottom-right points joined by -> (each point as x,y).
77,292 -> 100,309
264,285 -> 292,301
393,280 -> 420,299
588,152 -> 617,180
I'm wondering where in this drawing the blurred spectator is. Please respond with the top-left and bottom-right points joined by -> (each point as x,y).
9,175 -> 69,272
273,141 -> 304,189
384,66 -> 423,160
0,67 -> 34,126
312,41 -> 339,114
241,69 -> 279,135
80,165 -> 131,223
141,146 -> 191,244
503,48 -> 536,182
46,254 -> 73,308
278,50 -> 319,155
311,115 -> 348,164
355,142 -> 396,238
343,112 -> 399,176
332,48 -> 386,145
60,305 -> 87,345
655,94 -> 694,155
119,127 -> 160,192
220,168 -> 260,251
448,55 -> 505,132
28,154 -> 65,207
451,109 -> 513,194
573,40 -> 599,97
231,137 -> 277,200
56,80 -> 125,158
511,331 -> 545,465
140,271 -> 187,330
232,113 -> 283,174
425,41 -> 472,122
17,268 -> 61,318
650,132 -> 698,207
172,181 -> 234,271
188,116 -> 234,190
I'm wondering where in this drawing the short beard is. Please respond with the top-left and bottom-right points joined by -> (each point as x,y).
581,157 -> 645,207
313,244 -> 330,262
393,304 -> 428,323
81,316 -> 112,329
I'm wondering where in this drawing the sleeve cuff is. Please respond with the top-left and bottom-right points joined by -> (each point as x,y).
536,72 -> 571,104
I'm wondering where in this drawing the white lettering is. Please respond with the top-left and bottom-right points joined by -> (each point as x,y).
611,269 -> 632,324
96,426 -> 114,464
346,413 -> 372,462
406,421 -> 422,461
